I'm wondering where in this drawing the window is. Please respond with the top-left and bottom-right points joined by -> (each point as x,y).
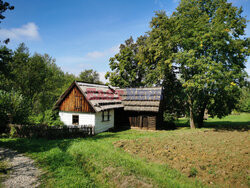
102,110 -> 110,122
72,115 -> 79,125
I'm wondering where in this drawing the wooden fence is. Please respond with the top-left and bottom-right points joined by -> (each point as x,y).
9,124 -> 94,139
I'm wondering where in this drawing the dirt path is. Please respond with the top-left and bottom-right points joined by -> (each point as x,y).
0,148 -> 41,188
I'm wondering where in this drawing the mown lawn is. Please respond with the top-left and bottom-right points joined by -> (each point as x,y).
0,113 -> 249,188
175,112 -> 250,130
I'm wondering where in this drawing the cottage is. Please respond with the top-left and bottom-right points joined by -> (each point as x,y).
53,81 -> 123,134
54,81 -> 164,134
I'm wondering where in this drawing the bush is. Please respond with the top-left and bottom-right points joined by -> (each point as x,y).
10,126 -> 17,138
28,109 -> 64,126
0,90 -> 30,133
236,83 -> 250,113
163,112 -> 177,129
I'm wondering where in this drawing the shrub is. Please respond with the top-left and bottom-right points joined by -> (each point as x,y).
28,109 -> 64,126
163,112 -> 177,129
10,126 -> 17,138
0,90 -> 30,133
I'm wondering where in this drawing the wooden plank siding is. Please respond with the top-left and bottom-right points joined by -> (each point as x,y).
127,112 -> 157,130
59,86 -> 94,113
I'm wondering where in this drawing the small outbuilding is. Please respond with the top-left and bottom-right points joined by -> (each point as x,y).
115,87 -> 164,130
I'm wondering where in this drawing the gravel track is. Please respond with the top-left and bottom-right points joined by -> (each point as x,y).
0,148 -> 41,188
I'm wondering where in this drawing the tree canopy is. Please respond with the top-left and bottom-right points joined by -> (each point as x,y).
79,69 -> 103,84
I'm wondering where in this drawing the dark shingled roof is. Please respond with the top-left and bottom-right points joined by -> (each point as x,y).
118,87 -> 163,112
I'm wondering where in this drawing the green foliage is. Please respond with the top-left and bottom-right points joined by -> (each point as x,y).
0,43 -> 75,126
106,36 -> 147,87
0,0 -> 14,44
146,0 -> 249,128
0,46 -> 13,90
9,126 -> 17,138
0,90 -> 30,125
10,44 -> 67,114
28,110 -> 64,126
79,69 -> 103,84
106,35 -> 185,122
237,82 -> 250,112
107,0 -> 249,128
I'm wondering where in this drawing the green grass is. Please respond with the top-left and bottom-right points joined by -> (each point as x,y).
0,130 -> 205,188
175,113 -> 250,130
0,113 -> 249,187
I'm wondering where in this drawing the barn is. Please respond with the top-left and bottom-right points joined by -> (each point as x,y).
54,81 -> 164,134
115,87 -> 164,130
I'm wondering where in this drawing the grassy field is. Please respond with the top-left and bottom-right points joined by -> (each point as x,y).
0,113 -> 249,188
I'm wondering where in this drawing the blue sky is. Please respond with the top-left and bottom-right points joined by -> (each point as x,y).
1,0 -> 249,82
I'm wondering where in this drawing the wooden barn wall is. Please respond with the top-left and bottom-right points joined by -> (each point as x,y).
59,86 -> 94,113
127,112 -> 157,130
115,110 -> 161,130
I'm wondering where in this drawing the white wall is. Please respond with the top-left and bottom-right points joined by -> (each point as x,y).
59,111 -> 95,126
94,109 -> 114,134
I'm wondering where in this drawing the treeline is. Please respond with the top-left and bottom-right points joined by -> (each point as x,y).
0,43 -> 102,130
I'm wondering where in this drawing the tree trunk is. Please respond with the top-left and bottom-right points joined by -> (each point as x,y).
189,104 -> 196,129
197,110 -> 204,128
197,104 -> 207,128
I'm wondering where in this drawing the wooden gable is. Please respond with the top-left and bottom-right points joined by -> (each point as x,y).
59,85 -> 95,113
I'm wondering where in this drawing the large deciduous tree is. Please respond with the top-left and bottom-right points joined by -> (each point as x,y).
171,0 -> 249,128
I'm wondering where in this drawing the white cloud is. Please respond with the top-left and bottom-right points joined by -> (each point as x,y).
57,45 -> 119,64
0,22 -> 40,41
85,45 -> 119,59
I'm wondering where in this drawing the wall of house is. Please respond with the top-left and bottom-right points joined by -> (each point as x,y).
59,111 -> 95,126
94,109 -> 114,134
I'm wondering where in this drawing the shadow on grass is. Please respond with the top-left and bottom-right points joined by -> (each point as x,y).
0,138 -> 77,154
0,132 -> 120,154
175,120 -> 250,131
203,121 -> 250,131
